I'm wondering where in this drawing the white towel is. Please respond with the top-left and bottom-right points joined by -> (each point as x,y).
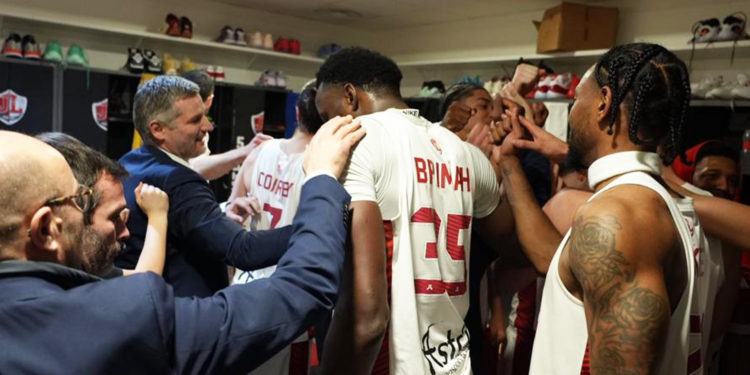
542,102 -> 569,142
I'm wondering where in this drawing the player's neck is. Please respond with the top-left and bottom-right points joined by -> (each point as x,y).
280,129 -> 312,154
371,97 -> 408,113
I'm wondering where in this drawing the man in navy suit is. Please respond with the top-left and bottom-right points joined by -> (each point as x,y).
0,119 -> 363,373
119,76 -> 287,296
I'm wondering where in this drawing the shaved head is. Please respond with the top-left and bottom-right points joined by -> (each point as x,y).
0,131 -> 76,253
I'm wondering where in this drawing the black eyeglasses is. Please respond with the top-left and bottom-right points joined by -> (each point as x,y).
44,185 -> 94,213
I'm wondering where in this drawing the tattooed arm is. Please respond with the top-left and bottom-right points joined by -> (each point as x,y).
567,189 -> 679,375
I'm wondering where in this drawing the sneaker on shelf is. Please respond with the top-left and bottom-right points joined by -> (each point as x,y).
66,45 -> 89,66
249,31 -> 263,48
274,37 -> 289,53
206,65 -> 216,79
288,39 -> 301,55
217,26 -> 234,44
214,66 -> 226,82
179,57 -> 196,74
274,71 -> 286,87
21,35 -> 41,60
234,28 -> 247,45
547,73 -> 571,99
691,76 -> 724,98
256,69 -> 277,86
2,33 -> 22,58
730,74 -> 750,99
263,33 -> 274,49
126,47 -> 145,73
143,49 -> 162,73
705,75 -> 743,99
181,16 -> 193,39
165,13 -> 182,37
534,74 -> 554,99
566,74 -> 580,99
716,12 -> 748,41
689,18 -> 721,43
42,41 -> 63,62
163,53 -> 179,75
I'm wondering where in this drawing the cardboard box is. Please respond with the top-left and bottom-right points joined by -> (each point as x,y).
536,2 -> 618,53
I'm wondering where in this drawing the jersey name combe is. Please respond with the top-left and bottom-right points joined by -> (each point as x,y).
257,171 -> 295,198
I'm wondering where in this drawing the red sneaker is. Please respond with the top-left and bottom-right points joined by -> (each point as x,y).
274,37 -> 289,53
288,39 -> 301,55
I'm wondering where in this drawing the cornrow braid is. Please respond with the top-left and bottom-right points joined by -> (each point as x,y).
594,43 -> 692,164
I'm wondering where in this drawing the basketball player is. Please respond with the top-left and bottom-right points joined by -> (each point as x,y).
313,47 -> 513,375
497,43 -> 701,374
228,80 -> 324,375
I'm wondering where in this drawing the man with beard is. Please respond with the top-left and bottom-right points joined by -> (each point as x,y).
496,43 -> 703,374
0,115 -> 363,373
37,132 -> 168,277
37,132 -> 132,276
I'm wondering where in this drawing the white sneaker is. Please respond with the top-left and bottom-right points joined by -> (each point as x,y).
534,75 -> 554,99
274,71 -> 286,87
706,74 -> 747,99
730,73 -> 750,99
250,31 -> 263,48
263,33 -> 273,49
547,73 -> 572,99
691,76 -> 723,98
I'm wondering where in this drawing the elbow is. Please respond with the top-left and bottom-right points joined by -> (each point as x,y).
354,305 -> 390,347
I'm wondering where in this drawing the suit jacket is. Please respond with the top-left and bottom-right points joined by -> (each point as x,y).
0,175 -> 349,374
119,145 -> 292,297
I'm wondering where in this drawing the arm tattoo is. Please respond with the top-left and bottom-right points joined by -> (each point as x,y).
568,215 -> 669,375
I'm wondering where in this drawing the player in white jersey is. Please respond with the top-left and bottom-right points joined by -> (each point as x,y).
228,80 -> 324,375
313,47 -> 513,375
494,43 -> 701,374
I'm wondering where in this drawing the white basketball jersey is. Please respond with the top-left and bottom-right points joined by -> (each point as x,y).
230,139 -> 310,375
529,170 -> 698,375
342,108 -> 501,375
681,182 -> 724,375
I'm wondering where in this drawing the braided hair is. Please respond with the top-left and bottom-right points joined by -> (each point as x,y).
594,43 -> 691,164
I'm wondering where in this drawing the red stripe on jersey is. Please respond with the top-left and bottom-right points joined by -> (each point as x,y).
512,279 -> 538,375
414,279 -> 467,296
289,341 -> 309,375
580,343 -> 591,375
687,348 -> 702,374
370,221 -> 394,375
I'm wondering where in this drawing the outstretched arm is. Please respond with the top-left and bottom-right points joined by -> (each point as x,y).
190,133 -> 272,181
123,183 -> 168,276
569,194 -> 675,374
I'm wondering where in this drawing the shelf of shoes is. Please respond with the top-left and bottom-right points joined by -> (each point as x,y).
397,40 -> 750,68
0,9 -> 324,69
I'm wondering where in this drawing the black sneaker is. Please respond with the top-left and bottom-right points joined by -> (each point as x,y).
143,49 -> 163,73
126,47 -> 145,73
21,35 -> 41,60
2,33 -> 22,58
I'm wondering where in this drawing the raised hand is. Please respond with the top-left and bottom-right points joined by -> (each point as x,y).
135,182 -> 169,217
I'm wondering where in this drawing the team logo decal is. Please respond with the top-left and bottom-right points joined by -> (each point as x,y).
251,111 -> 264,134
91,98 -> 108,131
0,89 -> 28,126
430,138 -> 443,153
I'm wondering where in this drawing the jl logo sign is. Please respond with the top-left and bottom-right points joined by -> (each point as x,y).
0,89 -> 28,126
92,98 -> 108,131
